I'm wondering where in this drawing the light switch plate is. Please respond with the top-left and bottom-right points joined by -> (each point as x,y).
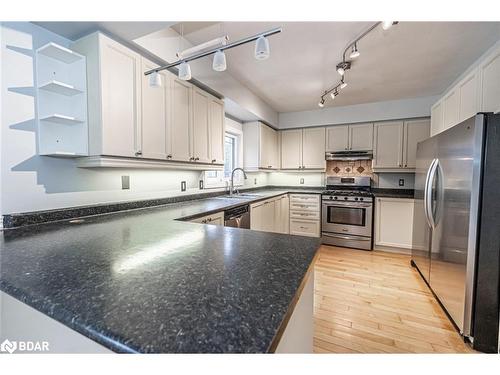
181,181 -> 186,192
121,175 -> 130,190
199,180 -> 204,190
254,178 -> 257,185
399,178 -> 405,187
300,178 -> 304,185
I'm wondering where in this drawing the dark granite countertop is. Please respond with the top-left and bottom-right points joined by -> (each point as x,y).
372,188 -> 415,199
0,188 -> 321,353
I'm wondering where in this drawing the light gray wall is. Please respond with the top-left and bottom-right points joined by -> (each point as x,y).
278,95 -> 438,129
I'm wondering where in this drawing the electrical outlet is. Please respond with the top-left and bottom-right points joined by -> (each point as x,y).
254,178 -> 257,185
199,180 -> 204,190
300,178 -> 304,185
181,181 -> 186,192
121,175 -> 130,190
399,178 -> 405,187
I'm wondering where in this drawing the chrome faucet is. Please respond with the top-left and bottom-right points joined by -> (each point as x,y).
230,167 -> 248,195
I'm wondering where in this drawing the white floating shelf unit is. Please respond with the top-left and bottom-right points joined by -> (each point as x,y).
35,42 -> 88,157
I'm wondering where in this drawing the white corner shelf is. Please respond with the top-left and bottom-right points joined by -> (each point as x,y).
42,151 -> 87,158
40,114 -> 84,125
39,80 -> 84,96
37,43 -> 84,64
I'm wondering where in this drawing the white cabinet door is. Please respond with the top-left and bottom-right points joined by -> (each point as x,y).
269,128 -> 279,169
289,219 -> 320,237
250,202 -> 264,231
430,101 -> 444,136
458,71 -> 480,122
480,49 -> 500,114
260,124 -> 279,169
170,78 -> 192,162
403,119 -> 430,169
209,98 -> 224,164
443,89 -> 459,130
349,123 -> 373,151
281,129 -> 302,169
262,199 -> 277,232
374,198 -> 414,249
191,87 -> 211,163
373,121 -> 404,169
326,125 -> 349,152
274,195 -> 290,234
141,58 -> 167,160
302,127 -> 326,169
99,36 -> 141,157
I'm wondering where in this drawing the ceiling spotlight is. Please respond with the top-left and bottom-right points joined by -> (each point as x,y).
340,78 -> 347,89
212,50 -> 227,72
178,61 -> 192,81
149,71 -> 162,88
382,21 -> 395,30
336,61 -> 351,76
349,43 -> 360,59
318,98 -> 325,108
255,35 -> 270,60
330,90 -> 337,100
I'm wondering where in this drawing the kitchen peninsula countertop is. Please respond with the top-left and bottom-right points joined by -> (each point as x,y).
0,188 -> 321,353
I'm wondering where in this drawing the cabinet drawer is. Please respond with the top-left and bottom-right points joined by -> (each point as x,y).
290,201 -> 320,212
289,194 -> 320,204
290,210 -> 320,220
290,219 -> 320,237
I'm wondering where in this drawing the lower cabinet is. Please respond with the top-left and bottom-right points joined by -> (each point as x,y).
190,211 -> 224,226
374,197 -> 414,250
289,194 -> 321,238
250,194 -> 289,234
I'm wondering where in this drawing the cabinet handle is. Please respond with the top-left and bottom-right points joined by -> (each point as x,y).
268,165 -> 272,168
399,164 -> 402,167
404,164 -> 407,168
195,157 -> 200,161
207,218 -> 212,222
135,151 -> 142,156
166,154 -> 172,159
189,157 -> 195,161
202,219 -> 207,224
212,159 -> 216,163
345,147 -> 348,150
302,165 -> 305,169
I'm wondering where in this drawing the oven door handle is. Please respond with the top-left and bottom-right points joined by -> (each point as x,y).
322,202 -> 372,208
322,233 -> 371,241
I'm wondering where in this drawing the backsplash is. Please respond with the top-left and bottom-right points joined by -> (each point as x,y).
326,160 -> 373,177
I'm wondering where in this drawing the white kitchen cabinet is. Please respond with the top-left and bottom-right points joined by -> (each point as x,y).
349,123 -> 373,151
326,125 -> 349,152
373,120 -> 429,171
403,119 -> 431,169
289,194 -> 321,237
302,128 -> 326,169
326,123 -> 373,152
191,87 -> 211,163
209,97 -> 225,164
275,194 -> 290,234
430,100 -> 444,136
458,71 -> 480,122
280,128 -> 325,170
243,122 -> 279,171
443,89 -> 459,131
190,211 -> 224,226
141,58 -> 168,160
479,48 -> 500,114
250,195 -> 289,234
73,32 -> 142,157
374,197 -> 414,250
280,129 -> 302,169
373,121 -> 404,169
170,77 -> 192,162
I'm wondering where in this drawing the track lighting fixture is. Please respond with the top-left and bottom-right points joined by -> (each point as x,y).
340,78 -> 347,89
330,90 -> 338,100
149,71 -> 162,88
336,61 -> 351,76
178,61 -> 192,81
349,43 -> 360,59
212,50 -> 227,71
255,35 -> 270,60
382,21 -> 396,30
145,27 -> 281,83
318,98 -> 325,108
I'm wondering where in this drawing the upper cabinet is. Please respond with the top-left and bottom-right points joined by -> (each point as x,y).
326,123 -> 373,152
431,42 -> 500,136
373,119 -> 430,171
243,122 -> 279,171
281,127 -> 325,170
72,32 -> 225,169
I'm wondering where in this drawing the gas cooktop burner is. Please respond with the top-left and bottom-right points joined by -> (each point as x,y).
322,190 -> 373,197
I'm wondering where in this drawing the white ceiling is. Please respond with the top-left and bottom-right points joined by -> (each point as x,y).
178,22 -> 500,112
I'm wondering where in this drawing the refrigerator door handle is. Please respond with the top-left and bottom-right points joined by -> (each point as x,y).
424,158 -> 437,229
426,158 -> 440,229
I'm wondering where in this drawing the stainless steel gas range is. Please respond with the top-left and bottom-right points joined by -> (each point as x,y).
321,176 -> 373,250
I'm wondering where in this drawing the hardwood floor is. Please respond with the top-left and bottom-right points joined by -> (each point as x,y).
313,246 -> 475,353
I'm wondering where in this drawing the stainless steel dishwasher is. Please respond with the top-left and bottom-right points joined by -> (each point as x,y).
224,204 -> 251,229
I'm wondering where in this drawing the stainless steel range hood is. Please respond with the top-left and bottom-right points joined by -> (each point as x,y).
325,151 -> 373,161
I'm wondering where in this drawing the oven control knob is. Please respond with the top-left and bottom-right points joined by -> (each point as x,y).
360,197 -> 364,201
334,196 -> 338,200
355,197 -> 359,201
344,197 -> 348,200
329,196 -> 333,200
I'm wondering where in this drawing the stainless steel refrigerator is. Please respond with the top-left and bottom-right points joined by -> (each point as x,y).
411,113 -> 500,353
